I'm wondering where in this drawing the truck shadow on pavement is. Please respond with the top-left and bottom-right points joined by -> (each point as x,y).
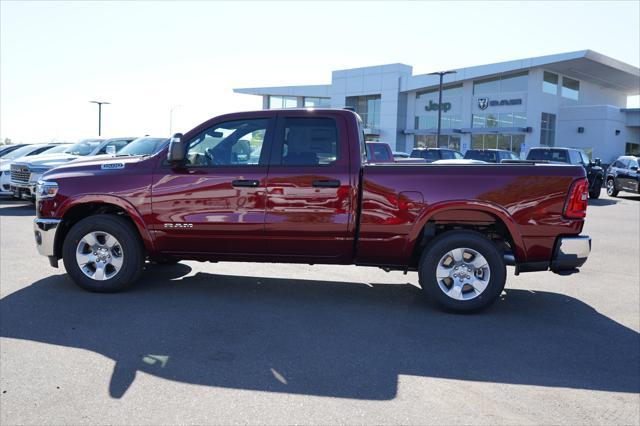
1,264 -> 638,400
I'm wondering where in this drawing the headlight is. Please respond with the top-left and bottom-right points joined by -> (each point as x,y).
36,180 -> 59,199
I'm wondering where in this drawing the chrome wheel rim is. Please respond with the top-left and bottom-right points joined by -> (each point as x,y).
75,231 -> 124,281
606,180 -> 614,195
436,248 -> 491,301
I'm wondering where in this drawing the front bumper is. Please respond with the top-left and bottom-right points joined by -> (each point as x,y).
11,181 -> 36,199
550,235 -> 591,272
34,218 -> 62,261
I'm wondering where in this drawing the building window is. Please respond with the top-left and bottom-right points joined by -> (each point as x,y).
543,71 -> 558,95
416,83 -> 463,98
471,134 -> 525,156
269,95 -> 297,109
303,97 -> 331,108
561,77 -> 580,100
346,95 -> 381,129
414,135 -> 461,151
626,142 -> 640,156
540,112 -> 556,146
472,113 -> 526,128
474,71 -> 528,94
415,115 -> 462,129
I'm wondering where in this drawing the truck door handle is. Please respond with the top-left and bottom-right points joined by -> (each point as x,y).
312,179 -> 341,188
232,179 -> 260,188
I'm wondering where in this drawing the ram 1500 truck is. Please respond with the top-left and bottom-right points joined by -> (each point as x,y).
33,109 -> 591,312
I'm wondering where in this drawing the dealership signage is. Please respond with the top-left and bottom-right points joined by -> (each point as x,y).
425,100 -> 452,113
477,97 -> 523,110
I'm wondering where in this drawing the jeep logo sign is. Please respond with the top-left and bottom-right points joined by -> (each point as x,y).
425,100 -> 452,113
477,97 -> 523,109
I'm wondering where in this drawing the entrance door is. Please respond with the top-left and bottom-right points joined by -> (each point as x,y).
151,117 -> 274,256
264,113 -> 354,261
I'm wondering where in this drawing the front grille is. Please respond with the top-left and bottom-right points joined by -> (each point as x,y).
10,165 -> 30,183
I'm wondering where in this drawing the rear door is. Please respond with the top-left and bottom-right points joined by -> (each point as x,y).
151,117 -> 274,256
264,112 -> 354,261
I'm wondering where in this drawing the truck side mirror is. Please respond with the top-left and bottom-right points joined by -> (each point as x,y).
167,133 -> 186,165
105,145 -> 116,156
594,158 -> 601,167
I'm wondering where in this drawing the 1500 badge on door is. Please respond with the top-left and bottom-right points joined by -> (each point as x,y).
163,223 -> 194,228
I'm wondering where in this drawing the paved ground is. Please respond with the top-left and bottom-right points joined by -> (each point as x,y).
0,190 -> 638,425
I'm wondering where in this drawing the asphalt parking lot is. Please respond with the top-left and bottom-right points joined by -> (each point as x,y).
0,190 -> 638,425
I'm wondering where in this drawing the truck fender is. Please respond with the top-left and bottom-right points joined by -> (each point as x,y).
56,194 -> 155,254
405,200 -> 527,263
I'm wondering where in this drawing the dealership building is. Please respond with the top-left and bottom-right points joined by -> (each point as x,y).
235,50 -> 640,162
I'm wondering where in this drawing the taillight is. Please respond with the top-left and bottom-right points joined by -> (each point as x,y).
564,178 -> 589,219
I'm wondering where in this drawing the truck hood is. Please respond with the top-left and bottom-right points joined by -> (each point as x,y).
43,155 -> 147,176
13,153 -> 80,168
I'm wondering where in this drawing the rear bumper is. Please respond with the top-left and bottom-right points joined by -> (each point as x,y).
550,235 -> 591,271
34,218 -> 62,259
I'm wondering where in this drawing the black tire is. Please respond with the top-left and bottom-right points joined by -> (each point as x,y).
62,214 -> 144,292
589,178 -> 601,199
606,178 -> 618,197
418,230 -> 506,312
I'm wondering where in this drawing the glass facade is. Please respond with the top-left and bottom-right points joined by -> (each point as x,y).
269,95 -> 297,109
346,95 -> 381,129
561,77 -> 580,100
415,115 -> 462,129
543,71 -> 559,95
473,71 -> 528,94
472,113 -> 527,128
303,97 -> 331,108
414,135 -> 461,151
540,112 -> 556,146
472,134 -> 525,156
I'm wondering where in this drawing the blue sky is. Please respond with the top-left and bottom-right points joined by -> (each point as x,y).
1,1 -> 639,142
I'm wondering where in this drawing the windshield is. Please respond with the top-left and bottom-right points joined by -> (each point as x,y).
41,144 -> 72,155
66,139 -> 103,156
2,145 -> 50,160
527,149 -> 569,163
117,138 -> 168,156
464,150 -> 498,162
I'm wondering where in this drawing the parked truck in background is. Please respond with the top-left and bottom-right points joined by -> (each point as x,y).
33,109 -> 591,312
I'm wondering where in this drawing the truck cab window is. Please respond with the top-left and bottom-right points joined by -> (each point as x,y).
276,117 -> 338,166
185,119 -> 268,167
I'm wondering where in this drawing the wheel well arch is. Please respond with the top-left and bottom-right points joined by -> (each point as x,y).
406,204 -> 525,267
54,201 -> 152,259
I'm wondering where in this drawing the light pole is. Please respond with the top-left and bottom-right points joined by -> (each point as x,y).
89,100 -> 110,136
169,105 -> 182,135
427,70 -> 457,147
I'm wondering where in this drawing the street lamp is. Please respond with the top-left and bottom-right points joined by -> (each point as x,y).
427,70 -> 457,147
89,100 -> 110,136
169,105 -> 182,135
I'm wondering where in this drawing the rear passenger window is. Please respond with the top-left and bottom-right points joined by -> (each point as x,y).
276,117 -> 338,166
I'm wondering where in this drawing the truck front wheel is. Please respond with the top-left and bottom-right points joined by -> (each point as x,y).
418,231 -> 506,312
62,214 -> 144,292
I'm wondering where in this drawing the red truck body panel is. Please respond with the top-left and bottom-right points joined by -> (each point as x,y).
38,109 -> 587,271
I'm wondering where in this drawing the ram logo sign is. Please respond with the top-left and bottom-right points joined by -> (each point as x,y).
477,98 -> 489,110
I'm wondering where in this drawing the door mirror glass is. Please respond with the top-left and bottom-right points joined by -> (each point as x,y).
593,157 -> 601,167
167,133 -> 186,165
105,145 -> 116,156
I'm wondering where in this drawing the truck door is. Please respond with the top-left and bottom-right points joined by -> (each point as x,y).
151,117 -> 274,256
264,113 -> 355,262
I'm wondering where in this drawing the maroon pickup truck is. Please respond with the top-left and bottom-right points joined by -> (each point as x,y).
33,109 -> 591,311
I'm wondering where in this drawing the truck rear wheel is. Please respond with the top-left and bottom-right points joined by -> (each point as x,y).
418,230 -> 506,312
589,178 -> 601,199
62,214 -> 144,292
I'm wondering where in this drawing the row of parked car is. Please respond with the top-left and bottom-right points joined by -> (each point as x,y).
366,142 -> 639,198
0,137 -> 168,200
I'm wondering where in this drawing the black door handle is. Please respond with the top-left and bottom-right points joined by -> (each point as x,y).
232,179 -> 260,188
312,179 -> 341,188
